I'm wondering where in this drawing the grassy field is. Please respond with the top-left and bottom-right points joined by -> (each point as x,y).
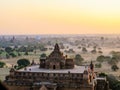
0,68 -> 10,81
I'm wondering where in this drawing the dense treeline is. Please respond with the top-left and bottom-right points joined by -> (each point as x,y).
99,73 -> 120,90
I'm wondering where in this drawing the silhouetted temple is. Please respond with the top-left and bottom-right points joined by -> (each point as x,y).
4,43 -> 110,90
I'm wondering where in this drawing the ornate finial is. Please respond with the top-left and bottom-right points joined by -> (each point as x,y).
90,60 -> 94,71
54,43 -> 60,52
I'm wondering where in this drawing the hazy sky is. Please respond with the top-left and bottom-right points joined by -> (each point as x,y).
0,0 -> 120,35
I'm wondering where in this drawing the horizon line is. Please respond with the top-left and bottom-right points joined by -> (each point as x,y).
0,33 -> 120,36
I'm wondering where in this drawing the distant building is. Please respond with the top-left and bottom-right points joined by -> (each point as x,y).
4,43 -> 110,90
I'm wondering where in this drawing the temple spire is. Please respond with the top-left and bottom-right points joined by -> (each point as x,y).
54,43 -> 60,52
90,61 -> 94,71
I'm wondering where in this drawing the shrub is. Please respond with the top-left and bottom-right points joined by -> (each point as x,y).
9,52 -> 17,57
95,63 -> 102,68
0,61 -> 5,68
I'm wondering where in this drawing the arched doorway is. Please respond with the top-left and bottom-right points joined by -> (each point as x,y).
53,65 -> 56,69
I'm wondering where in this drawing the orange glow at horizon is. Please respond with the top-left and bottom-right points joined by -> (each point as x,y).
0,0 -> 120,35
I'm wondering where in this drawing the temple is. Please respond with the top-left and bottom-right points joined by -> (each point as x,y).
40,43 -> 74,69
4,43 -> 110,90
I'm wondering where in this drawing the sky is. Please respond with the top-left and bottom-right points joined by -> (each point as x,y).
0,0 -> 120,35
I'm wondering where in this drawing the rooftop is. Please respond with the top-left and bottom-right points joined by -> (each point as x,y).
19,65 -> 87,74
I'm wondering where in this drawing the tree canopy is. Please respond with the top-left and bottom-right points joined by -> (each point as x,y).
9,52 -> 17,58
96,55 -> 111,63
5,47 -> 13,53
0,61 -> 5,68
40,53 -> 46,58
74,54 -> 84,65
96,55 -> 105,62
108,57 -> 119,65
111,64 -> 119,71
107,75 -> 120,90
99,73 -> 120,90
17,59 -> 30,67
82,47 -> 87,53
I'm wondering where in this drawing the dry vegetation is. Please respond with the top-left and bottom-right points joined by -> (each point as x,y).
0,35 -> 120,81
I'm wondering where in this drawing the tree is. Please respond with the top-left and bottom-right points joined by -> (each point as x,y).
26,45 -> 34,52
113,81 -> 120,90
39,45 -> 47,51
78,46 -> 81,49
111,64 -> 119,71
9,52 -> 17,58
0,49 -> 4,55
18,46 -> 27,52
6,53 -> 10,59
98,50 -> 103,54
107,75 -> 118,90
95,63 -> 102,68
108,57 -> 118,65
24,51 -> 28,55
105,56 -> 111,61
18,52 -> 21,56
17,59 -> 30,67
14,65 -> 17,69
75,54 -> 84,65
68,49 -> 75,53
110,51 -> 120,61
75,40 -> 80,46
99,73 -> 107,77
101,37 -> 104,40
96,55 -> 111,63
96,55 -> 105,62
82,47 -> 87,53
40,53 -> 46,58
91,49 -> 97,54
5,47 -> 13,53
0,61 -> 5,68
